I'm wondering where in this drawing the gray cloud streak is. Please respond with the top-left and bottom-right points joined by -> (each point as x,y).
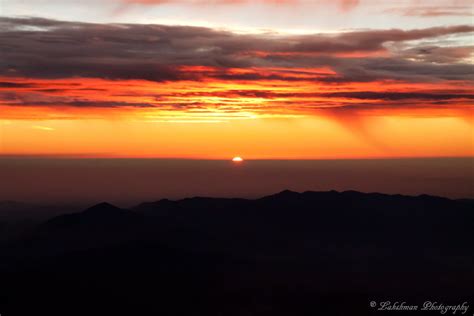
1,17 -> 473,84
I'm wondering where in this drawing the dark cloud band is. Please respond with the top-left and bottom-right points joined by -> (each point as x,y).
1,17 -> 473,84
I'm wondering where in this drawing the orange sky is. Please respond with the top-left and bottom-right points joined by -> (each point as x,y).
1,76 -> 472,159
0,17 -> 473,159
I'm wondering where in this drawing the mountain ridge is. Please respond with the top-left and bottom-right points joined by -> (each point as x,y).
1,189 -> 473,316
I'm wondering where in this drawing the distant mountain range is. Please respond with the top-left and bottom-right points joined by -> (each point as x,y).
1,190 -> 473,316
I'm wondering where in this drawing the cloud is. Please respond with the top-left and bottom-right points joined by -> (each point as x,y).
0,82 -> 37,88
120,0 -> 358,9
122,0 -> 294,3
320,91 -> 474,101
1,17 -> 473,85
0,91 -> 154,108
114,0 -> 362,14
394,46 -> 474,64
32,125 -> 55,131
0,17 -> 473,119
338,0 -> 359,11
386,6 -> 474,17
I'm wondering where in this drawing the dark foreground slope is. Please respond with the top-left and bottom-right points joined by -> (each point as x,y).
0,191 -> 473,316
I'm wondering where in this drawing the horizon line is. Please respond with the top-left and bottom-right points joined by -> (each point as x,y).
0,154 -> 473,161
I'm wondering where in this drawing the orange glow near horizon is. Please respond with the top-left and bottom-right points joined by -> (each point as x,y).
1,74 -> 473,159
1,115 -> 472,159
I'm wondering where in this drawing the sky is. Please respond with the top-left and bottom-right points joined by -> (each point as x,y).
1,158 -> 472,204
0,0 -> 473,159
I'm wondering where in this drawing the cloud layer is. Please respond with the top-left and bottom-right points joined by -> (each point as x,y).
1,17 -> 473,118
121,0 -> 360,11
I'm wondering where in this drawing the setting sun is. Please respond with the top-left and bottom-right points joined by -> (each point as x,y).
232,157 -> 244,162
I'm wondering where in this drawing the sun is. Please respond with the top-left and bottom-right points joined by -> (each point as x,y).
232,156 -> 243,162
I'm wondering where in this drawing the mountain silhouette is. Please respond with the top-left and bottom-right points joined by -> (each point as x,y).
23,202 -> 146,253
0,190 -> 473,316
41,202 -> 138,229
83,202 -> 127,215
